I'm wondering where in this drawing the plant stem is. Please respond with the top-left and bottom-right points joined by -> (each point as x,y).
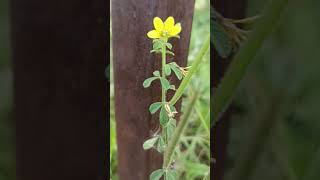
160,43 -> 168,180
169,36 -> 210,106
162,44 -> 167,103
212,0 -> 289,125
161,43 -> 168,147
163,92 -> 198,169
195,105 -> 210,134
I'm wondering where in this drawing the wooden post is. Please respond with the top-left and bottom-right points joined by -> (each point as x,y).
111,0 -> 195,179
10,0 -> 108,179
212,1 -> 247,180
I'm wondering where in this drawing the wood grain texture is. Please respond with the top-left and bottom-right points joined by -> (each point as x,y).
10,0 -> 108,179
112,0 -> 194,179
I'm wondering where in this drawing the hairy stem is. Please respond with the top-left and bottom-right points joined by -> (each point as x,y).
161,42 -> 169,178
162,44 -> 167,103
163,92 -> 198,169
169,36 -> 210,106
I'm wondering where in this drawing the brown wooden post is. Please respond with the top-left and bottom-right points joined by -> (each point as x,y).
10,0 -> 108,179
112,0 -> 195,179
212,1 -> 247,180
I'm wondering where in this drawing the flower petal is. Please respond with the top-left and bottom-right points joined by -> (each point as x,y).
153,17 -> 164,31
164,16 -> 175,31
169,23 -> 182,36
147,30 -> 161,39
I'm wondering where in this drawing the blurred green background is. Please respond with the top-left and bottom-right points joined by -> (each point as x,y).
222,0 -> 320,180
110,0 -> 210,179
0,0 -> 15,179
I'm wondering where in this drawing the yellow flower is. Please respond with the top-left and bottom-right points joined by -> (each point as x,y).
147,16 -> 182,39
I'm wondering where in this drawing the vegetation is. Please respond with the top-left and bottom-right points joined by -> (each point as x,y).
213,0 -> 320,180
110,0 -> 210,179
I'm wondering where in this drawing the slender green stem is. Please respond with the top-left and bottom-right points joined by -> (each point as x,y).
195,105 -> 210,134
161,42 -> 169,177
163,92 -> 198,169
169,36 -> 210,106
162,44 -> 167,103
212,0 -> 289,125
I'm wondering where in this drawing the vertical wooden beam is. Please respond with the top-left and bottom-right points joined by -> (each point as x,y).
212,1 -> 247,179
10,0 -> 108,180
112,0 -> 194,179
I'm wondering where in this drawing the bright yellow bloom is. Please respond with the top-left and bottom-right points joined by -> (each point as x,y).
147,16 -> 182,39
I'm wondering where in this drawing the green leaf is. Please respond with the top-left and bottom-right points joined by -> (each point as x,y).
153,70 -> 160,77
166,119 -> 176,139
169,85 -> 176,90
159,107 -> 169,126
211,20 -> 232,58
156,136 -> 165,153
150,169 -> 164,180
153,41 -> 163,50
165,42 -> 172,50
143,77 -> 158,88
149,102 -> 162,114
169,64 -> 183,80
150,49 -> 161,54
160,78 -> 170,90
166,50 -> 175,56
153,39 -> 161,43
169,105 -> 177,112
166,170 -> 178,180
143,136 -> 159,150
164,64 -> 171,76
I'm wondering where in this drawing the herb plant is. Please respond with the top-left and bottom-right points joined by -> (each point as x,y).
142,16 -> 210,180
